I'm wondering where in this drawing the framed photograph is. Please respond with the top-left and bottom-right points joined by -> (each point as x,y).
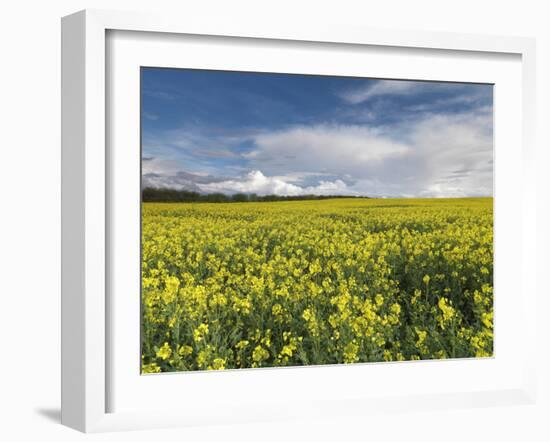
61,9 -> 537,432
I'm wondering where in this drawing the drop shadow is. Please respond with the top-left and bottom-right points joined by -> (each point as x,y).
35,407 -> 61,423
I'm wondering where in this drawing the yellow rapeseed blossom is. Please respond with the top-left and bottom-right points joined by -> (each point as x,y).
252,345 -> 270,366
141,362 -> 162,374
193,323 -> 209,343
437,298 -> 456,330
343,341 -> 359,363
209,358 -> 226,370
178,345 -> 193,357
156,342 -> 172,361
140,197 -> 493,372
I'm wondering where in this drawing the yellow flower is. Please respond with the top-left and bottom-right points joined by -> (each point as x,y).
156,342 -> 172,360
481,311 -> 493,329
302,308 -> 320,337
343,341 -> 359,363
415,328 -> 427,345
208,358 -> 226,370
235,340 -> 249,351
252,345 -> 269,363
437,298 -> 455,329
178,345 -> 193,357
272,303 -> 283,316
142,362 -> 161,374
193,323 -> 209,343
390,303 -> 401,315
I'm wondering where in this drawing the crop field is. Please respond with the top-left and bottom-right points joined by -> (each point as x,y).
141,198 -> 493,373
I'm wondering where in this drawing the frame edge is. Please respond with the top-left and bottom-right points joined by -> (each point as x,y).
61,9 -> 87,432
61,9 -> 108,433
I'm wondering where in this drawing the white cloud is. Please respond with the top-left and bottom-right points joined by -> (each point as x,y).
340,80 -> 423,104
197,170 -> 351,196
407,111 -> 493,197
143,108 -> 493,198
142,157 -> 184,176
246,124 -> 410,174
240,110 -> 492,198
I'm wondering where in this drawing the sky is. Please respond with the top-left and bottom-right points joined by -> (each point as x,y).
141,67 -> 493,198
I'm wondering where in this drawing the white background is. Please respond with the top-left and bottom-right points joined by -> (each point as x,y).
0,1 -> 548,441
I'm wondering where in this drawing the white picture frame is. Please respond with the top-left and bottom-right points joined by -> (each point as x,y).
61,9 -> 537,433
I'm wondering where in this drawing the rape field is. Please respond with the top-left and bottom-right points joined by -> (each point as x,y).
141,197 -> 493,373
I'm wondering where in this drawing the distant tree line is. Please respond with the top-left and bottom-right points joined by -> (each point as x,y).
142,187 -> 370,203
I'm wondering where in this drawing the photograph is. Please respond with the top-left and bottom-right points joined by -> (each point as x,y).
140,67 -> 494,373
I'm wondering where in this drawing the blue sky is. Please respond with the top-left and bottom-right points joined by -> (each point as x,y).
141,67 -> 493,198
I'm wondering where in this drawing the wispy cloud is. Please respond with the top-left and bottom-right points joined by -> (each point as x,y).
142,168 -> 227,191
246,124 -> 410,167
340,80 -> 424,104
339,79 -> 492,111
142,111 -> 159,121
143,90 -> 177,100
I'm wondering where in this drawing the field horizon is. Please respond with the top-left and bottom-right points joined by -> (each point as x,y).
141,194 -> 494,204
